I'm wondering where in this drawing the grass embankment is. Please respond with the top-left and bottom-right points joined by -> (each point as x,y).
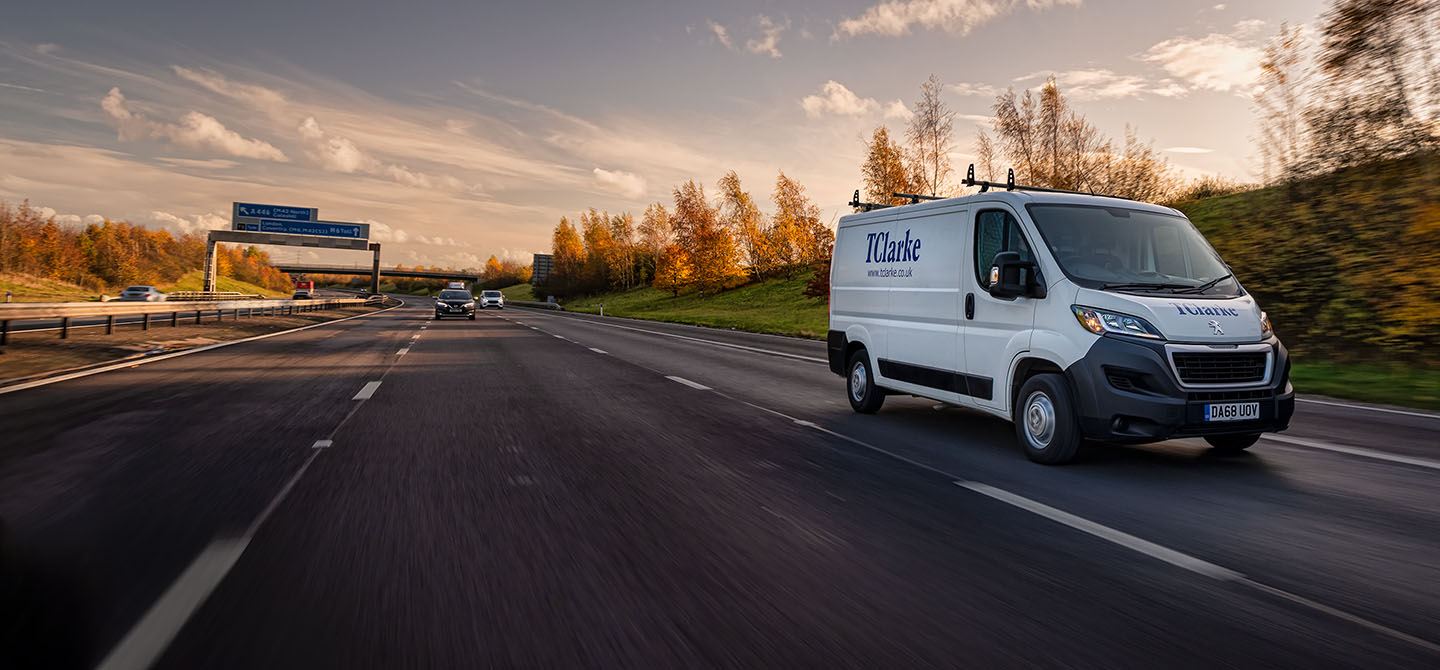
1289,362 -> 1440,411
500,283 -> 536,301
0,270 -> 285,302
557,275 -> 829,339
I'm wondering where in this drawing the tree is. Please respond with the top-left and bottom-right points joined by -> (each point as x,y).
483,255 -> 504,282
1254,23 -> 1308,183
772,171 -> 831,269
905,74 -> 957,196
550,217 -> 584,295
653,244 -> 689,297
637,202 -> 670,282
607,212 -> 636,289
717,171 -> 772,278
860,126 -> 914,206
973,127 -> 998,182
671,179 -> 742,294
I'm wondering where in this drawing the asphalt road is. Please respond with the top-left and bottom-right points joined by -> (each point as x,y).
0,297 -> 1436,668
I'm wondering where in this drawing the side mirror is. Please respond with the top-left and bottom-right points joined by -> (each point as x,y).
988,251 -> 1046,299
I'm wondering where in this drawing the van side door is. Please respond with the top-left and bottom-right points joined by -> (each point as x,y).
880,208 -> 971,405
964,206 -> 1040,413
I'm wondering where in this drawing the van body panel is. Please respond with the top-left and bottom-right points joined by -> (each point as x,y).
883,205 -> 969,402
831,208 -> 895,373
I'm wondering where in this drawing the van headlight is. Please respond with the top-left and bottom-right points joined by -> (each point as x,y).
1072,306 -> 1165,340
1260,311 -> 1273,338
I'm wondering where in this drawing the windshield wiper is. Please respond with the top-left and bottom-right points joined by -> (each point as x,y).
1173,273 -> 1233,294
1100,282 -> 1192,292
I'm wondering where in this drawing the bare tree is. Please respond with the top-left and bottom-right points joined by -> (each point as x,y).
905,74 -> 957,196
1254,23 -> 1308,183
973,127 -> 998,182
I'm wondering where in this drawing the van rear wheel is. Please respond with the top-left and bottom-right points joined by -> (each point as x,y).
1014,374 -> 1082,464
846,351 -> 885,414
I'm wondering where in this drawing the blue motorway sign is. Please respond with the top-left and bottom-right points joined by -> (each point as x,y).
237,218 -> 368,239
234,202 -> 316,221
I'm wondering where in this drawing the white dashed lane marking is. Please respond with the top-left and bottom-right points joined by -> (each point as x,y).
352,381 -> 382,400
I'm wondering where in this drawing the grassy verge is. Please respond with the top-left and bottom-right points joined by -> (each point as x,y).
162,270 -> 287,297
501,283 -> 536,301
1289,361 -> 1440,411
560,275 -> 828,339
0,274 -> 99,302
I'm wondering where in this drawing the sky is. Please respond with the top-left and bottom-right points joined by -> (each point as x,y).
0,0 -> 1327,270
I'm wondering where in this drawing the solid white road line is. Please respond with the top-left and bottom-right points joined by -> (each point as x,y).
312,440 -> 333,449
1263,434 -> 1440,471
523,312 -> 826,363
553,334 -> 567,340
397,347 -> 410,356
1296,396 -> 1440,421
352,381 -> 382,400
589,348 -> 608,354
96,537 -> 249,670
955,481 -> 1241,580
666,375 -> 711,391
0,299 -> 406,396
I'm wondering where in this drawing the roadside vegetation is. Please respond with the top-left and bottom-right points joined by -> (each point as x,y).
562,274 -> 827,338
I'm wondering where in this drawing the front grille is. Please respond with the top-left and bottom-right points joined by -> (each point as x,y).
1188,388 -> 1273,402
1171,352 -> 1268,385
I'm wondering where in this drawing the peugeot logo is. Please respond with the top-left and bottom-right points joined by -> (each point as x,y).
1208,320 -> 1224,335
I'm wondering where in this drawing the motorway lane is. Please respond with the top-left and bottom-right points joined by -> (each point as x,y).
0,299 -> 1436,667
496,308 -> 1440,654
0,299 -> 415,667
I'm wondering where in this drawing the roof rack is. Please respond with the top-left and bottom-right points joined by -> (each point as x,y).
848,190 -> 893,213
961,164 -> 1132,200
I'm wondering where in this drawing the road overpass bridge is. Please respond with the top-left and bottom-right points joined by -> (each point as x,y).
273,264 -> 480,285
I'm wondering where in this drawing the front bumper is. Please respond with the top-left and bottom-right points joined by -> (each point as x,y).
1063,334 -> 1294,443
435,306 -> 475,316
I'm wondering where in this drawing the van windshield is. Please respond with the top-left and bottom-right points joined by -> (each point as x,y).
1026,204 -> 1240,296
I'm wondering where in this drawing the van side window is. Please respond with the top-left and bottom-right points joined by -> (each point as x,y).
974,209 -> 1032,287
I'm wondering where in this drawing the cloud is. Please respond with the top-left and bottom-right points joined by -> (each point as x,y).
149,209 -> 228,235
155,156 -> 241,169
368,221 -> 410,243
746,15 -> 787,58
0,82 -> 46,93
443,119 -> 471,134
1232,19 -> 1266,38
1142,33 -> 1262,93
883,99 -> 914,121
100,87 -> 289,161
801,80 -> 879,118
834,0 -> 1081,39
172,66 -> 287,109
592,167 -> 647,198
35,43 -> 58,55
1053,69 -> 1149,100
709,21 -> 733,49
948,81 -> 998,97
298,116 -> 375,173
1165,146 -> 1215,154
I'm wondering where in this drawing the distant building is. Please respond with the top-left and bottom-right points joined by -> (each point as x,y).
531,253 -> 553,286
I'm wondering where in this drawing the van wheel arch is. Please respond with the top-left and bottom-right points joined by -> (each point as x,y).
1011,357 -> 1066,414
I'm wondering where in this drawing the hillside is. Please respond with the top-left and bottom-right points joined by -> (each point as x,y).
559,274 -> 828,339
0,269 -> 286,302
1173,152 -> 1439,364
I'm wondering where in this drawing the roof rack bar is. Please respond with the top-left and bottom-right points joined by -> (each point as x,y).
848,189 -> 893,213
893,192 -> 944,204
961,164 -> 1133,201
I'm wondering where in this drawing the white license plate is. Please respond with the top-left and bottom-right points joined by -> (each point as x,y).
1204,402 -> 1259,422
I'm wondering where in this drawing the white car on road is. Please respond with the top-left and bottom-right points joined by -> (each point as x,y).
118,286 -> 166,302
479,290 -> 505,309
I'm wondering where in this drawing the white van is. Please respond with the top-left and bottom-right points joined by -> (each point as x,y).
828,175 -> 1293,464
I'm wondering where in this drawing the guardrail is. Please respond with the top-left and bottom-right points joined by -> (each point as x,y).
506,300 -> 563,310
0,296 -> 383,345
162,290 -> 263,301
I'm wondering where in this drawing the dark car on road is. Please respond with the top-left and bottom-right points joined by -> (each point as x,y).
434,289 -> 475,320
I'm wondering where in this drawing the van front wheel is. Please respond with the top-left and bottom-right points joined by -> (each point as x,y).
847,351 -> 885,414
1014,374 -> 1082,464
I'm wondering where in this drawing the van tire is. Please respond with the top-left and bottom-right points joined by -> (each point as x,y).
846,351 -> 885,414
1204,433 -> 1260,453
1014,374 -> 1082,464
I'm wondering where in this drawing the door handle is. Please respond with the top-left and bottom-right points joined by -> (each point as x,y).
965,293 -> 975,320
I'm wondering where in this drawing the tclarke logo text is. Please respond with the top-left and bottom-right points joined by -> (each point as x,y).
865,229 -> 921,263
1170,302 -> 1241,317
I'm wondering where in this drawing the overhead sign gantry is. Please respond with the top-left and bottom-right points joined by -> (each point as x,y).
205,202 -> 381,293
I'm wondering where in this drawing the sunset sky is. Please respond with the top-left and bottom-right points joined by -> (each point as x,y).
0,0 -> 1325,269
